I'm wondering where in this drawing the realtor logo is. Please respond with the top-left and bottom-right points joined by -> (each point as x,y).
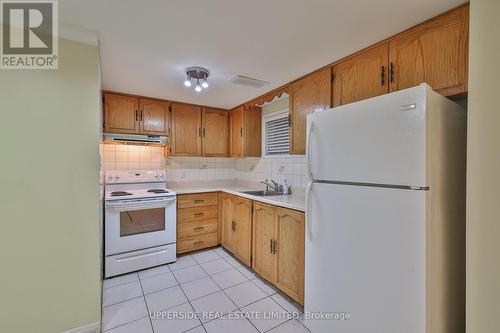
1,0 -> 58,69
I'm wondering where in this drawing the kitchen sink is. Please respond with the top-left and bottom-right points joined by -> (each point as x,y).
239,190 -> 283,196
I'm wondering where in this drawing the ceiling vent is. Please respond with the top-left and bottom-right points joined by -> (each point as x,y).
230,75 -> 269,88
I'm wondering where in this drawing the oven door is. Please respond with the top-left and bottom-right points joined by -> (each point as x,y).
105,196 -> 176,255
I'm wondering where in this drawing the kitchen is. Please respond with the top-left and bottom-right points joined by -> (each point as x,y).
0,1 -> 498,333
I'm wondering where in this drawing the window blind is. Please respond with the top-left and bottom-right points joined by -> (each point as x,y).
265,115 -> 289,155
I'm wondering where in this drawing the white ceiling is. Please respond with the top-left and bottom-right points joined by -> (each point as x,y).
60,0 -> 467,109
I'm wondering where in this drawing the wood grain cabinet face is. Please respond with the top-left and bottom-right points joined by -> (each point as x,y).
202,108 -> 228,157
232,196 -> 253,266
104,93 -> 140,134
177,193 -> 219,254
229,106 -> 244,157
139,98 -> 170,135
333,43 -> 389,107
252,202 -> 277,283
389,5 -> 469,96
289,67 -> 332,154
171,103 -> 202,156
221,194 -> 252,266
229,106 -> 262,157
221,193 -> 235,253
275,208 -> 305,304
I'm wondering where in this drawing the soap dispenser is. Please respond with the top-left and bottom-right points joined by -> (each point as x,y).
283,179 -> 291,195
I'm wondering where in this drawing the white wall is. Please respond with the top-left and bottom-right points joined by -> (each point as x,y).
0,38 -> 101,333
466,1 -> 500,332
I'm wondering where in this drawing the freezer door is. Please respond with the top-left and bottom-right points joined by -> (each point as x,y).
306,85 -> 428,187
305,182 -> 426,333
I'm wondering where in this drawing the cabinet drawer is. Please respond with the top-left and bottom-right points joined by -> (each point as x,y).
178,193 -> 218,208
178,219 -> 218,239
178,205 -> 218,223
177,233 -> 218,254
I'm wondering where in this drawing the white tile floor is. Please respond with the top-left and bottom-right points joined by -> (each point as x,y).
102,247 -> 309,333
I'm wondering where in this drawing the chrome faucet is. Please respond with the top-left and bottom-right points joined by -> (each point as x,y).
260,179 -> 284,193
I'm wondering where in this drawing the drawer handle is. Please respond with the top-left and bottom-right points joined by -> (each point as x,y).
194,241 -> 204,246
194,212 -> 205,217
194,226 -> 205,231
194,199 -> 204,203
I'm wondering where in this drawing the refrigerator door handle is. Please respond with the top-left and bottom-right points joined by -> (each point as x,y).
306,121 -> 315,180
305,180 -> 314,239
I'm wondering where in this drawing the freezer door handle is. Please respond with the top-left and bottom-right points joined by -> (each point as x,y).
305,181 -> 314,239
306,121 -> 315,180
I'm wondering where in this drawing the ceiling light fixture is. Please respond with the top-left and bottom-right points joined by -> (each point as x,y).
184,67 -> 209,91
195,79 -> 202,92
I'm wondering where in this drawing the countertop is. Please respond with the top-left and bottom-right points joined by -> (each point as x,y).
168,184 -> 305,212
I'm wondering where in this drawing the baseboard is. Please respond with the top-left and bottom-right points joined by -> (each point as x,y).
61,321 -> 100,333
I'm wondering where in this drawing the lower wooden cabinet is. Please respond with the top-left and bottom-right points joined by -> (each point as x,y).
177,193 -> 219,254
221,193 -> 235,252
252,202 -> 277,282
252,202 -> 305,305
232,196 -> 253,266
183,192 -> 305,305
274,207 -> 305,304
221,193 -> 252,266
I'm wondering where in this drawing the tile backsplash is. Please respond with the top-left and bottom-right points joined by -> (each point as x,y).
236,156 -> 307,188
101,144 -> 306,189
101,144 -> 165,171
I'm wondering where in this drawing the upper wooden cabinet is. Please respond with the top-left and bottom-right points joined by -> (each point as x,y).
202,108 -> 228,157
389,4 -> 469,96
139,98 -> 170,135
104,93 -> 170,136
170,103 -> 202,156
170,104 -> 229,157
289,67 -> 332,155
229,106 -> 262,157
230,106 -> 244,157
333,43 -> 389,107
104,93 -> 140,134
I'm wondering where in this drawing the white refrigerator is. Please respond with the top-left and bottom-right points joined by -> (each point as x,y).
304,84 -> 466,333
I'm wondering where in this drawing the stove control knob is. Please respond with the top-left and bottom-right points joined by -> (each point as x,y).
115,176 -> 120,180
107,175 -> 114,181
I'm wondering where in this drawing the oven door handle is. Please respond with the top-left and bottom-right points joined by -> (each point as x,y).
106,197 -> 176,212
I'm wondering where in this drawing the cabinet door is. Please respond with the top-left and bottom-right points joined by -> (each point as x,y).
290,67 -> 331,154
389,4 -> 469,96
243,106 -> 262,157
202,108 -> 228,157
233,196 -> 253,266
221,193 -> 234,253
104,93 -> 140,134
171,103 -> 202,156
333,43 -> 389,107
252,202 -> 276,282
139,98 -> 170,135
229,106 -> 244,157
275,208 -> 305,304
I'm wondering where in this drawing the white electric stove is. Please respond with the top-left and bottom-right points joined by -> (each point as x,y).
104,170 -> 176,278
